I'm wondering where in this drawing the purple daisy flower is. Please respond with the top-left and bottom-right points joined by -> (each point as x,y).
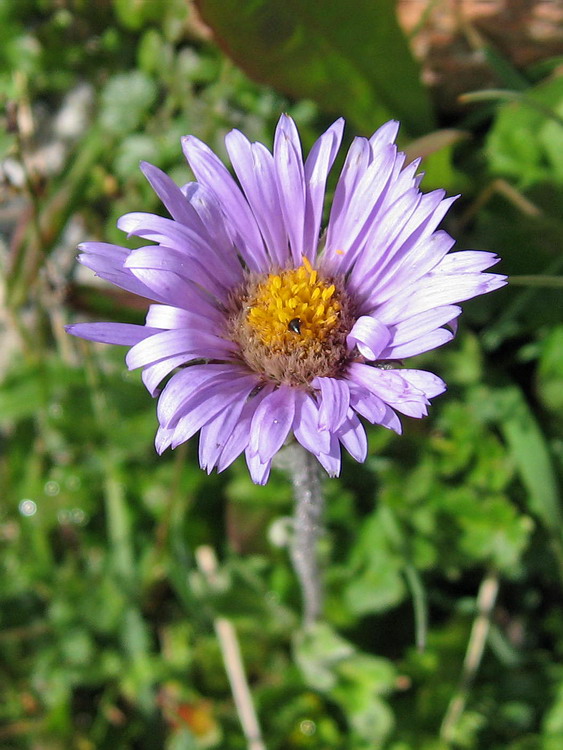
66,116 -> 506,484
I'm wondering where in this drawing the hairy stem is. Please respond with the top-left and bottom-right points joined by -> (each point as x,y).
284,443 -> 326,629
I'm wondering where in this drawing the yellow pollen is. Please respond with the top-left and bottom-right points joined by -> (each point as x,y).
245,260 -> 342,352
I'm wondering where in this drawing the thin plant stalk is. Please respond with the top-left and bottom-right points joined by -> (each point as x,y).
196,546 -> 266,750
440,568 -> 500,743
509,275 -> 563,288
403,562 -> 428,652
459,89 -> 563,129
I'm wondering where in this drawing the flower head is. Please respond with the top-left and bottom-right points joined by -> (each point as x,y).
67,116 -> 506,484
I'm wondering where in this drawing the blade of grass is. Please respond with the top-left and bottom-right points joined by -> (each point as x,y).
403,563 -> 428,653
460,89 -> 563,129
81,343 -> 155,714
6,125 -> 110,310
196,546 -> 267,750
508,275 -> 563,288
440,569 -> 499,743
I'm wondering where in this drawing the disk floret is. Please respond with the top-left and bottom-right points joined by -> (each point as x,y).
229,258 -> 353,387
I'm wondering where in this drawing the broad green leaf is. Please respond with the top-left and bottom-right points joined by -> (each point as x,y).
113,0 -> 168,30
537,325 -> 563,414
0,374 -> 46,422
167,729 -> 199,750
456,494 -> 532,572
100,71 -> 157,136
543,675 -> 563,738
487,77 -> 563,186
294,623 -> 395,745
294,622 -> 355,691
114,134 -> 159,178
344,509 -> 406,616
493,385 -> 561,533
472,194 -> 563,347
0,358 -> 88,423
404,129 -> 469,191
195,0 -> 434,136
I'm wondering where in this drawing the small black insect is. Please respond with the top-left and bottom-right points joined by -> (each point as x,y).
248,383 -> 265,399
288,318 -> 301,334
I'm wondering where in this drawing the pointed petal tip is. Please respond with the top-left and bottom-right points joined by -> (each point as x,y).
155,430 -> 172,454
487,273 -> 508,291
139,160 -> 163,182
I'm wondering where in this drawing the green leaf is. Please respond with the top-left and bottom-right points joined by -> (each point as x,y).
543,675 -> 563,737
537,325 -> 563,415
487,77 -> 563,187
0,373 -> 46,422
167,729 -> 199,750
114,134 -> 159,178
294,622 -> 355,691
294,624 -> 395,745
404,129 -> 469,192
0,358 -> 88,424
195,0 -> 434,136
493,385 -> 561,533
343,509 -> 406,616
99,71 -> 157,136
456,494 -> 532,572
113,0 -> 168,30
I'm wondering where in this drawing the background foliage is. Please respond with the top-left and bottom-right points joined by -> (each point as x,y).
1,1 -> 562,748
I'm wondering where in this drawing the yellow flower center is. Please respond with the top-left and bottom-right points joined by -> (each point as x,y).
227,258 -> 353,387
246,257 -> 342,354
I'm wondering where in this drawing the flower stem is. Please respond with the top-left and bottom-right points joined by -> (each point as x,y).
285,443 -> 325,629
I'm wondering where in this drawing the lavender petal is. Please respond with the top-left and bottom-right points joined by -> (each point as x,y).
65,322 -> 161,345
